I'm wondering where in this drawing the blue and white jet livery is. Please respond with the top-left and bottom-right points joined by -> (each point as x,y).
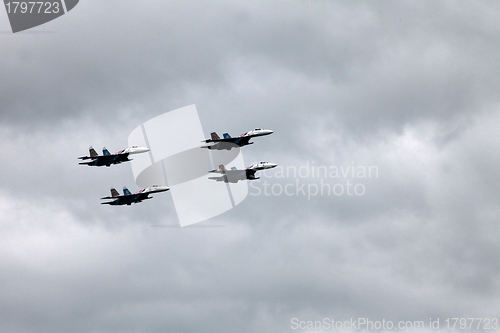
202,128 -> 273,150
101,185 -> 170,205
78,146 -> 150,167
208,162 -> 278,183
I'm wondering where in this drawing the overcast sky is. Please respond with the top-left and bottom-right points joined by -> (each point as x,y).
1,1 -> 500,332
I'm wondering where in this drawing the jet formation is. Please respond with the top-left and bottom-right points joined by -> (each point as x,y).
208,162 -> 278,183
80,127 -> 275,206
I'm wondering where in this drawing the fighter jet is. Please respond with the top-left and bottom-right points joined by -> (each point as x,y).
208,162 -> 278,183
100,185 -> 170,205
202,128 -> 273,150
78,146 -> 150,167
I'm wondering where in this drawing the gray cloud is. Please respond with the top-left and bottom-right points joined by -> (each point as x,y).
1,1 -> 500,332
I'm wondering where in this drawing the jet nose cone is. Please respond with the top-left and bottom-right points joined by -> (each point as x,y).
267,162 -> 278,168
149,185 -> 170,192
129,146 -> 150,154
157,185 -> 169,191
263,129 -> 273,135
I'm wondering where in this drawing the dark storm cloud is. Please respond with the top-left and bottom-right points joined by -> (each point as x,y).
1,1 -> 230,124
3,0 -> 497,134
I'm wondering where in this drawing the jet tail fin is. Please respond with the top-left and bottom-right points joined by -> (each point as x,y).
211,132 -> 221,141
223,133 -> 231,139
102,147 -> 111,155
110,188 -> 120,197
123,187 -> 132,195
79,146 -> 98,160
101,187 -> 119,200
89,146 -> 98,157
208,164 -> 228,174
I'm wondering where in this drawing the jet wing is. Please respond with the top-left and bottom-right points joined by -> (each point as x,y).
101,201 -> 116,205
78,153 -> 119,160
225,170 -> 246,177
135,192 -> 151,201
204,136 -> 250,144
204,137 -> 232,143
208,169 -> 244,175
94,154 -> 130,165
209,170 -> 246,183
208,175 -> 242,183
100,194 -> 126,200
209,175 -> 225,182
